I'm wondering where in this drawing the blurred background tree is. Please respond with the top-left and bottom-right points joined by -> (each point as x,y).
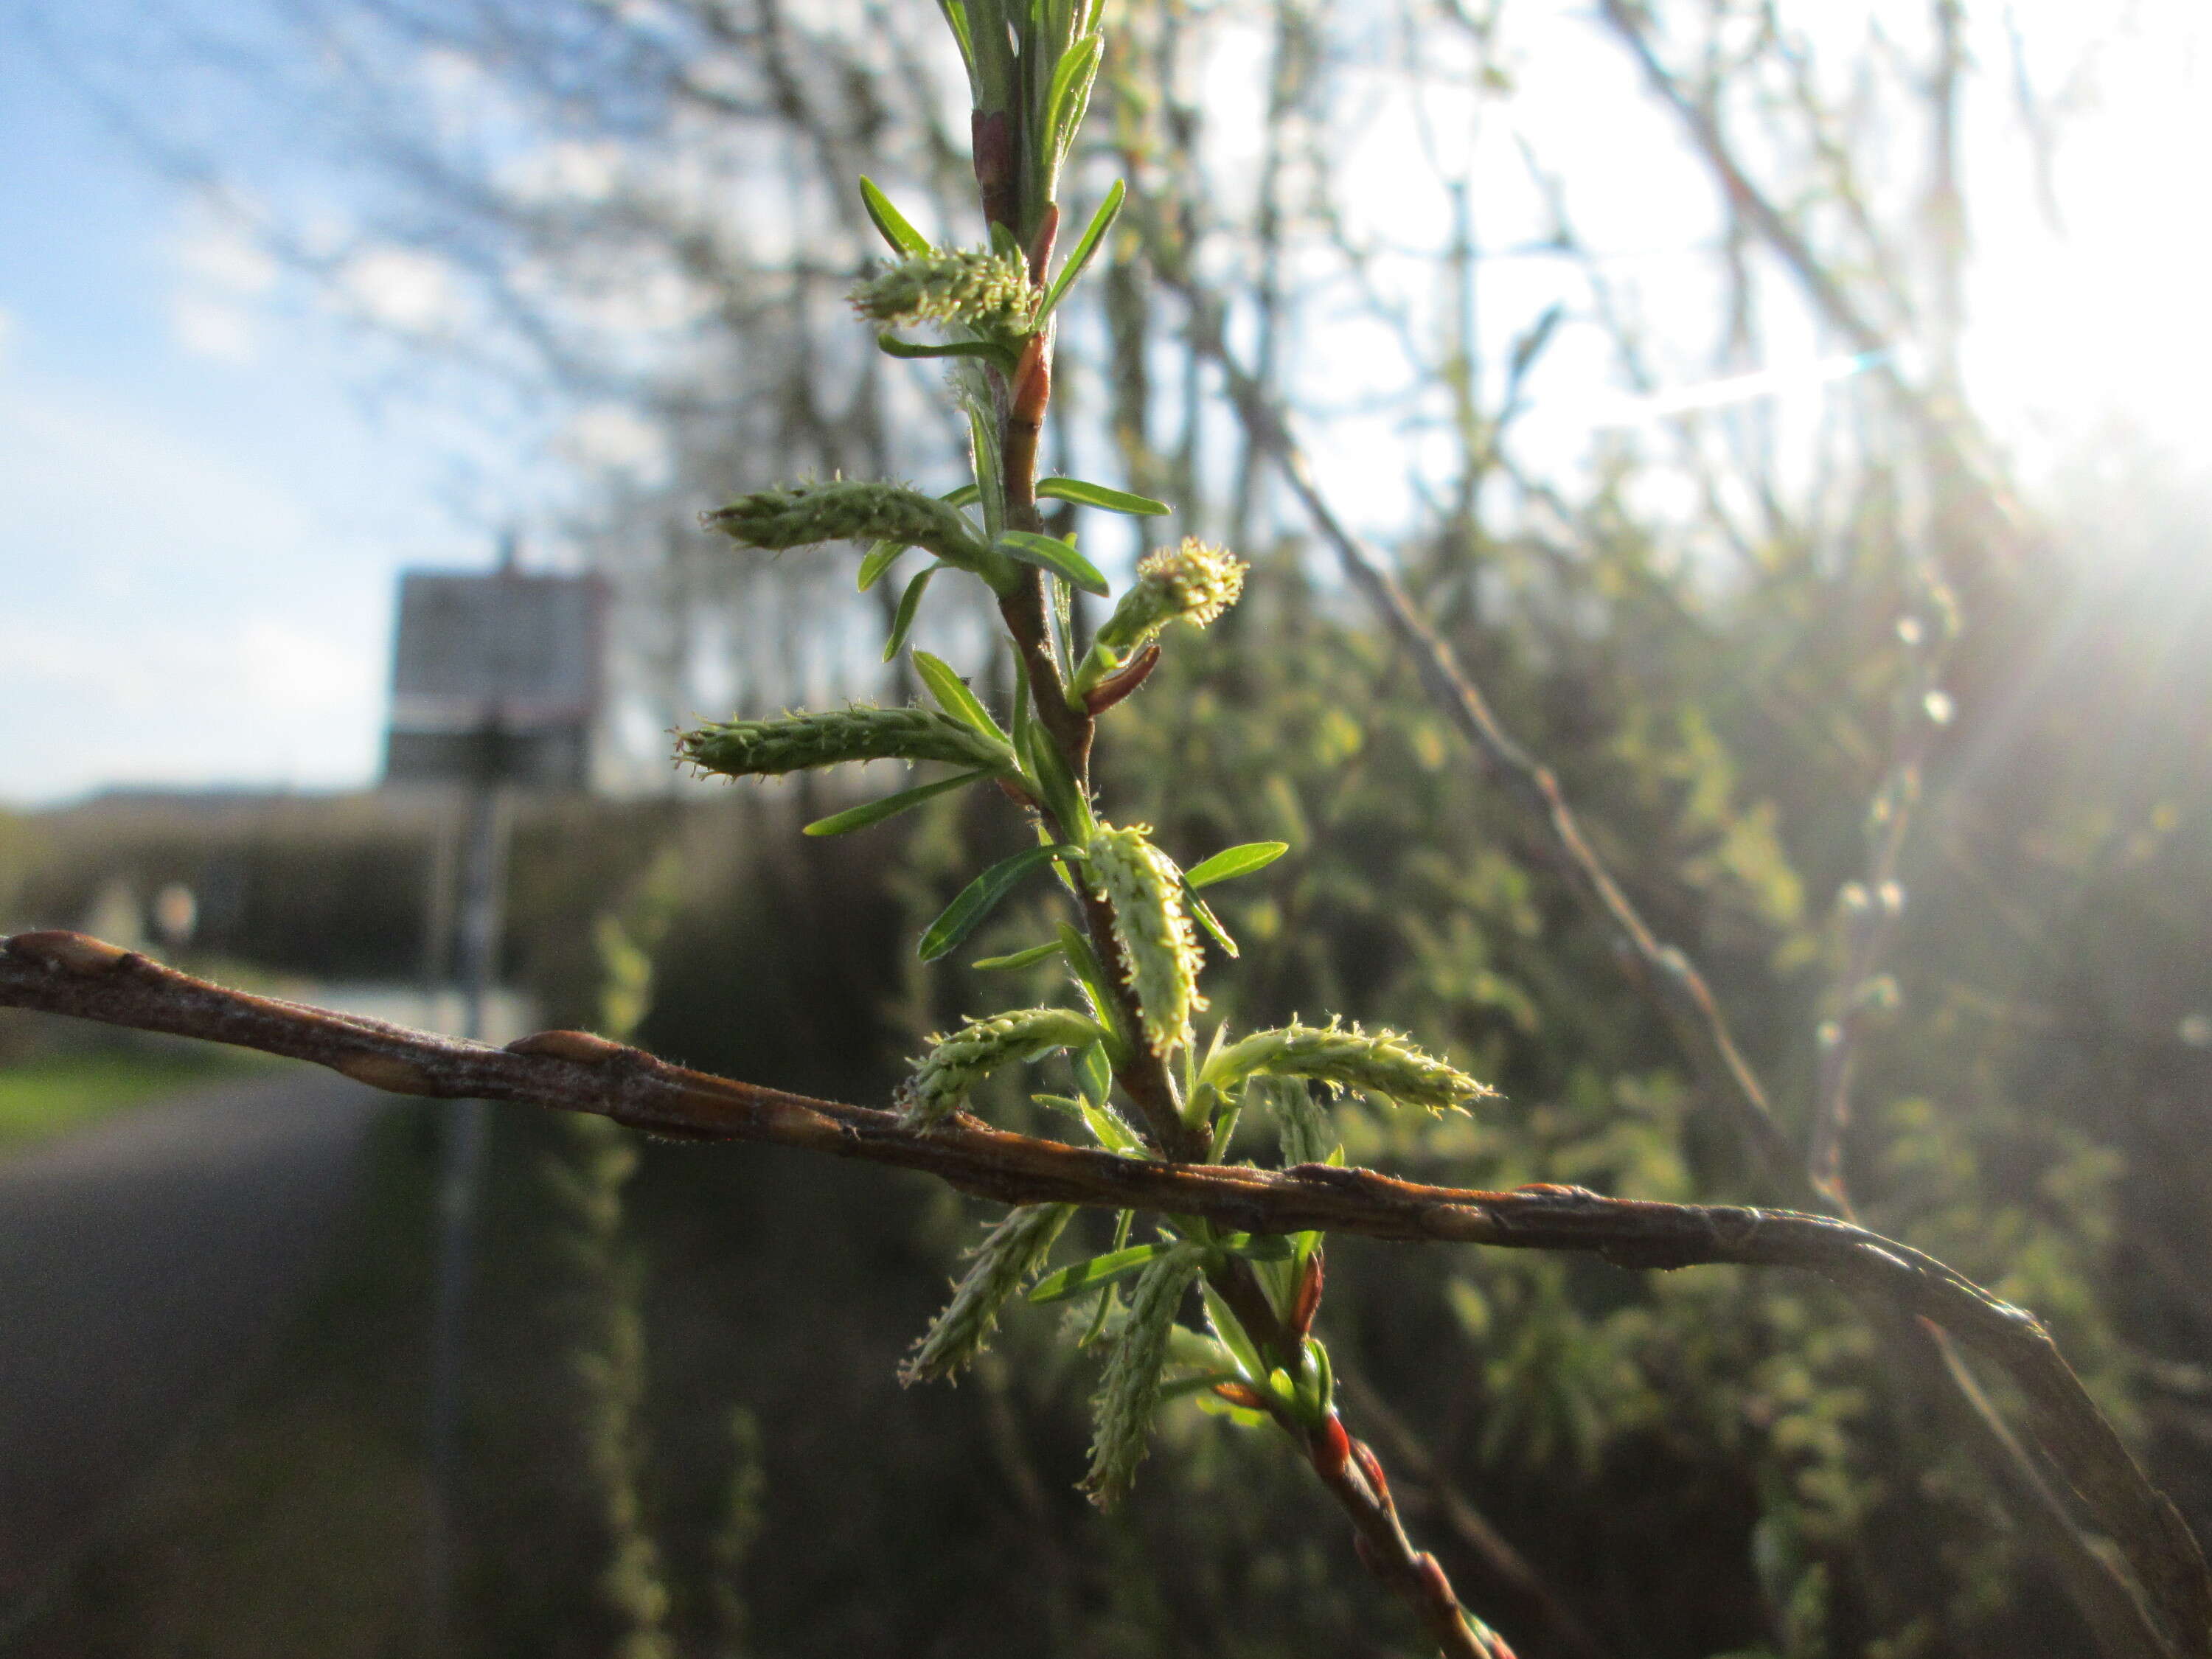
7,1 -> 2211,1656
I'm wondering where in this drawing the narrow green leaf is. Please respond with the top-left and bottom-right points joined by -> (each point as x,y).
973,939 -> 1065,972
858,176 -> 932,257
1037,476 -> 1172,517
1200,1279 -> 1268,1382
1029,1241 -> 1173,1305
1075,1040 -> 1112,1105
1186,841 -> 1290,889
883,562 -> 942,663
997,529 -> 1108,596
935,1 -> 975,77
939,483 -> 981,509
919,844 -> 1075,961
857,540 -> 905,592
1181,877 -> 1239,959
914,650 -> 1009,742
1041,32 -> 1102,167
877,332 -> 1018,370
1038,178 -> 1125,321
1219,1232 -> 1296,1262
804,769 -> 989,837
1079,1098 -> 1144,1156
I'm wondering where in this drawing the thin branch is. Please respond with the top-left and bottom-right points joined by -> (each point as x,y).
2,928 -> 2203,1659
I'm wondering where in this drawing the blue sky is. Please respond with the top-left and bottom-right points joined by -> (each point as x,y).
4,1 -> 2204,809
0,16 -> 518,807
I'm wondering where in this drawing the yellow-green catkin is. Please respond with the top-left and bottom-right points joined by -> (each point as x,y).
1093,538 -> 1248,655
902,1007 -> 1107,1128
1085,824 -> 1205,1054
1206,1020 -> 1495,1114
849,248 -> 1036,333
901,1203 -> 1075,1385
703,479 -> 987,567
1083,1242 -> 1206,1506
680,705 -> 1012,780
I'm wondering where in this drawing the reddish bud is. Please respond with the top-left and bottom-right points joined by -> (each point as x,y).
1027,204 -> 1060,288
1310,1412 -> 1352,1481
1082,643 -> 1161,715
1212,1381 -> 1269,1413
1351,1439 -> 1393,1510
1288,1250 -> 1326,1339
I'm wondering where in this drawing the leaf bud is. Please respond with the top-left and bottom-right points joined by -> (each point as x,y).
902,1006 -> 1107,1128
679,705 -> 1012,780
900,1203 -> 1074,1385
1085,823 -> 1206,1054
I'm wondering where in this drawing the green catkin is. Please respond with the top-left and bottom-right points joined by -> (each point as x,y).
1093,538 -> 1250,654
679,705 -> 1012,779
703,479 -> 990,568
1083,1242 -> 1206,1506
1085,824 -> 1206,1054
901,1203 -> 1076,1385
902,1007 -> 1107,1128
849,248 -> 1037,333
1205,1020 -> 1495,1115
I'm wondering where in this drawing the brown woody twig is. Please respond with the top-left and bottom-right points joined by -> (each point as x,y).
3,929 -> 2202,1658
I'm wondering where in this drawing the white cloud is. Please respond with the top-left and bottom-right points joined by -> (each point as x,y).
501,139 -> 627,204
338,246 -> 464,334
179,220 -> 278,296
170,293 -> 260,364
557,402 -> 670,484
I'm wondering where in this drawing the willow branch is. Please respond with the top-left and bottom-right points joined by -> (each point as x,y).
4,927 -> 2202,1659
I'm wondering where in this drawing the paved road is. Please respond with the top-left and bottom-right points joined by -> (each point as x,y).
0,1069 -> 385,1607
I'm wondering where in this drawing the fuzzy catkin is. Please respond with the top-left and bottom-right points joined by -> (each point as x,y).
679,706 -> 1010,780
1086,824 -> 1205,1055
1094,539 -> 1248,653
900,1203 -> 1075,1385
902,1007 -> 1106,1128
1207,1020 -> 1494,1115
849,249 -> 1036,333
1083,1242 -> 1206,1506
703,480 -> 987,567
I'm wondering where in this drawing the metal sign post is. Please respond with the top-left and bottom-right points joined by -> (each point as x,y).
382,549 -> 604,1646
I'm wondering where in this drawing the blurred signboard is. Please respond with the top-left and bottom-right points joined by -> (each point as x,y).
383,568 -> 607,787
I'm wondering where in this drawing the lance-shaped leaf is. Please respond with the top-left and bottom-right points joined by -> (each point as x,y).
913,650 -> 1008,744
1038,178 -> 1124,322
876,332 -> 1019,372
858,175 -> 933,257
856,540 -> 905,592
995,529 -> 1108,597
883,563 -> 942,662
1037,476 -> 1172,516
1186,841 -> 1288,888
1179,875 -> 1238,961
919,844 -> 1084,961
1029,1240 -> 1178,1306
804,770 -> 991,838
971,938 -> 1065,972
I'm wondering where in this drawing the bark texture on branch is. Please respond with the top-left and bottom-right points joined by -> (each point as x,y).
3,929 -> 2203,1658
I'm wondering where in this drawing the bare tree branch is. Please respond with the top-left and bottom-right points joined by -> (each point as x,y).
2,928 -> 2203,1658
